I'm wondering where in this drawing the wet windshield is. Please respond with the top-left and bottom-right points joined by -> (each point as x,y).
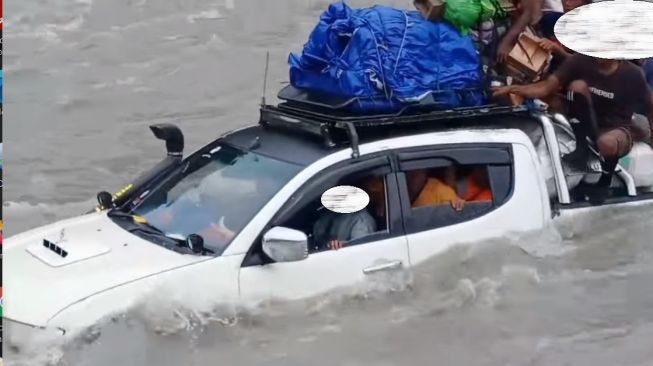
127,143 -> 302,254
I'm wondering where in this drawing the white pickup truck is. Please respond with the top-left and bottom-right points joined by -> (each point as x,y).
5,88 -> 653,348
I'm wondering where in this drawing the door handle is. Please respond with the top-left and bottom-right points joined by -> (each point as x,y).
363,260 -> 403,274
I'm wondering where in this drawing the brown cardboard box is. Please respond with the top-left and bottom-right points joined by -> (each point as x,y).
505,33 -> 552,82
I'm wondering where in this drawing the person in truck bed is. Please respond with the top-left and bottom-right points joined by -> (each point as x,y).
536,0 -> 592,63
493,54 -> 653,203
642,58 -> 653,91
495,0 -> 564,62
413,0 -> 445,21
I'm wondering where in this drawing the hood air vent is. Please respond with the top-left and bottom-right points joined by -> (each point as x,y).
43,239 -> 69,258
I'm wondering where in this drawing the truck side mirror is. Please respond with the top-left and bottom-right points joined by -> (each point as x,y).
262,227 -> 309,263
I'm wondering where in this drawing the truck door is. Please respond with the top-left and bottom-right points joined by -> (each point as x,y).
238,155 -> 410,302
396,143 -> 548,266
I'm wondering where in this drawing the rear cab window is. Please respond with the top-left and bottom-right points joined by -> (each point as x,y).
396,144 -> 514,234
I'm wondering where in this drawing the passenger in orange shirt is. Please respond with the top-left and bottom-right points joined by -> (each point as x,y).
461,167 -> 494,202
407,168 -> 465,211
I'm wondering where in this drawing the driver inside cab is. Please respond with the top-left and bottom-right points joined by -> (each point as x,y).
154,169 -> 281,251
197,172 -> 281,246
312,175 -> 385,251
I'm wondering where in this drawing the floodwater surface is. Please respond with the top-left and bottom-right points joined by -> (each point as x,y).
5,0 -> 653,365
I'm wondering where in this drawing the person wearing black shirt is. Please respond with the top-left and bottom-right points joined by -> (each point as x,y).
494,54 -> 653,203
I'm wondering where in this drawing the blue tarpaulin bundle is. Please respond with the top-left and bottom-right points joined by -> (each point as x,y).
288,2 -> 486,113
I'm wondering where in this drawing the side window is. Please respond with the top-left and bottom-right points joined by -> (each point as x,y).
398,146 -> 513,234
282,169 -> 390,253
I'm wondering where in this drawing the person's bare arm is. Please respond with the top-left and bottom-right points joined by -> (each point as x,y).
497,0 -> 542,62
493,74 -> 561,99
539,39 -> 571,59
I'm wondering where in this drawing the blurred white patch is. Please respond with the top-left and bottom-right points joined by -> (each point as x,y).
321,185 -> 370,214
554,0 -> 653,59
187,9 -> 224,23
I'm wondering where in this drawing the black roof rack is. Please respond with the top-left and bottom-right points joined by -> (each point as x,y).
259,86 -> 530,158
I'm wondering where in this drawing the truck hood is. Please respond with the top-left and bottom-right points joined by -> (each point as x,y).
4,212 -> 208,327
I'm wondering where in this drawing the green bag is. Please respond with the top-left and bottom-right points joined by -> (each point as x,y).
443,0 -> 482,35
443,0 -> 507,35
479,0 -> 498,20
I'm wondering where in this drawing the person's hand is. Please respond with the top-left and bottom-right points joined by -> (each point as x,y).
538,38 -> 556,52
492,85 -> 515,97
159,210 -> 174,225
198,226 -> 225,246
451,197 -> 466,212
496,39 -> 513,63
207,217 -> 235,242
327,240 -> 345,250
538,39 -> 562,54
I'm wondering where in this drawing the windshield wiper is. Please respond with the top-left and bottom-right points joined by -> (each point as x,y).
111,211 -> 181,242
107,209 -> 214,254
107,209 -> 137,220
128,220 -> 167,237
107,209 -> 165,233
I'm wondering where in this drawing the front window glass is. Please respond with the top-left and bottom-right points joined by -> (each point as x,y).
128,144 -> 302,254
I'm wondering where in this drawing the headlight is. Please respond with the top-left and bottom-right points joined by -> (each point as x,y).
3,318 -> 66,352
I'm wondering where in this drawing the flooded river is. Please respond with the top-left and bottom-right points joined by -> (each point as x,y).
4,0 -> 653,365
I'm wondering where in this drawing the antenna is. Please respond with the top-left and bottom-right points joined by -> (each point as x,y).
261,51 -> 270,106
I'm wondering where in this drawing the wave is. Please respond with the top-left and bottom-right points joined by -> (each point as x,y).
4,204 -> 653,365
6,231 -> 539,364
5,14 -> 85,45
3,200 -> 95,236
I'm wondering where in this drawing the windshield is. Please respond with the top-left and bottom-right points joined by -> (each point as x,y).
126,143 -> 302,254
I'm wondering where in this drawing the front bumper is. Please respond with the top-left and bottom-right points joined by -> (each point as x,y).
3,318 -> 66,352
